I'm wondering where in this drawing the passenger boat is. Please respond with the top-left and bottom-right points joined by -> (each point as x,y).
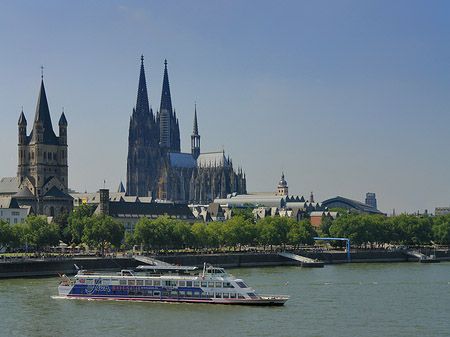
58,263 -> 289,306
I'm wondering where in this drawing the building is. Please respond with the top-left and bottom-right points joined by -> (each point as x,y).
14,76 -> 73,217
435,206 -> 450,216
93,189 -> 195,233
277,173 -> 288,196
0,197 -> 29,225
126,56 -> 246,204
322,196 -> 384,215
365,192 -> 377,209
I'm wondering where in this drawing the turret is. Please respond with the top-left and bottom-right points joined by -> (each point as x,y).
58,110 -> 68,145
18,109 -> 27,145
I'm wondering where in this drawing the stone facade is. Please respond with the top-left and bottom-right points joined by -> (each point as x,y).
126,56 -> 246,204
15,78 -> 73,216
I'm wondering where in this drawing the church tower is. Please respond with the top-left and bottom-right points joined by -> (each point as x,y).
157,60 -> 180,152
16,74 -> 72,216
191,104 -> 201,160
127,55 -> 159,197
277,172 -> 288,196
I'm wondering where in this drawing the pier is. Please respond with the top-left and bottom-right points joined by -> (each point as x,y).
278,252 -> 324,268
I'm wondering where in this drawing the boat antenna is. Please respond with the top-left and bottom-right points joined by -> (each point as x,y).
202,262 -> 206,278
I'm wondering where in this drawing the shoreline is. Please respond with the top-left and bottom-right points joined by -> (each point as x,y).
0,250 -> 449,279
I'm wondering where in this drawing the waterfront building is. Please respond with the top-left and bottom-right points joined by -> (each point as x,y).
72,189 -> 195,233
126,56 -> 246,204
322,196 -> 384,215
14,76 -> 73,217
0,197 -> 29,225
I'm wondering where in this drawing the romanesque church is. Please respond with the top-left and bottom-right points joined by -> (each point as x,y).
15,76 -> 73,216
126,56 -> 246,203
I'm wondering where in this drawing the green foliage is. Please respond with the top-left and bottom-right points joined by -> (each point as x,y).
0,220 -> 15,249
287,219 -> 316,246
24,214 -> 59,250
432,215 -> 450,245
82,214 -> 124,254
319,216 -> 333,236
231,205 -> 255,223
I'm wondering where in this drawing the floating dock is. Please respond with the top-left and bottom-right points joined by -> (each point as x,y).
278,252 -> 324,268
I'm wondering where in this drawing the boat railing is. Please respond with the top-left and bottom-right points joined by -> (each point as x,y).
259,294 -> 290,299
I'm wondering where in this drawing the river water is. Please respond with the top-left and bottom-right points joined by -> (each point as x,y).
0,262 -> 448,337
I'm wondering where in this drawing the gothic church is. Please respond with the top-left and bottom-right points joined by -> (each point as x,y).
126,56 -> 246,203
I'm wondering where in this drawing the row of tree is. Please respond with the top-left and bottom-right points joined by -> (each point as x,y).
321,210 -> 450,246
1,204 -> 449,253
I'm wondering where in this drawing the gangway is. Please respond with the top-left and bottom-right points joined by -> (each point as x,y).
407,250 -> 440,263
278,252 -> 324,268
134,255 -> 172,266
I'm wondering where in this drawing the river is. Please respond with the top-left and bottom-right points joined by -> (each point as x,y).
0,262 -> 448,336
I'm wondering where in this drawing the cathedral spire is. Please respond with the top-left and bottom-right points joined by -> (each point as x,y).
193,103 -> 199,135
136,54 -> 150,115
191,103 -> 200,160
160,59 -> 173,114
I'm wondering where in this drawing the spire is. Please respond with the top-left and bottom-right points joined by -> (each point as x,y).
160,59 -> 173,114
193,103 -> 199,135
136,54 -> 150,115
18,108 -> 27,126
59,109 -> 67,126
33,78 -> 58,144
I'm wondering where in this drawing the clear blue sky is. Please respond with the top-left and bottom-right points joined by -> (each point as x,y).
1,0 -> 449,214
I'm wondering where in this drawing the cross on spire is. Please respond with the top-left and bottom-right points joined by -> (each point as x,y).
41,65 -> 44,79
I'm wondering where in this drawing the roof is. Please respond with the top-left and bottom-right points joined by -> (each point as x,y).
107,201 -> 195,219
197,151 -> 228,168
322,196 -> 384,215
15,186 -> 34,198
0,197 -> 20,209
29,80 -> 59,145
43,186 -> 73,199
168,152 -> 196,168
214,194 -> 286,208
0,177 -> 19,194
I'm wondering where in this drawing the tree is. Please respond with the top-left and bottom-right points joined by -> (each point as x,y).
288,219 -> 316,247
191,222 -> 208,249
0,220 -> 15,250
82,214 -> 124,255
172,220 -> 194,249
432,215 -> 450,245
66,204 -> 95,245
24,214 -> 59,251
319,216 -> 333,236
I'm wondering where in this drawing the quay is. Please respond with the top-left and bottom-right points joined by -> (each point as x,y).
0,250 -> 449,279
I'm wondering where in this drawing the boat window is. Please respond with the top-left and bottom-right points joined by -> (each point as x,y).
136,280 -> 144,286
236,282 -> 247,288
201,292 -> 208,298
119,279 -> 127,285
247,293 -> 258,299
162,291 -> 170,297
215,293 -> 222,298
186,281 -> 192,287
145,280 -> 153,286
111,279 -> 119,285
86,279 -> 94,285
153,291 -> 160,297
129,290 -> 135,296
171,291 -> 178,298
238,294 -> 245,299
179,290 -> 185,297
207,292 -> 214,298
201,281 -> 207,287
208,282 -> 214,288
223,293 -> 230,299
165,280 -> 176,286
154,280 -> 160,286
137,291 -> 143,296
129,280 -> 135,286
193,281 -> 200,287
230,293 -> 236,299
185,291 -> 192,298
193,291 -> 200,297
179,281 -> 185,287
215,282 -> 222,288
223,282 -> 234,288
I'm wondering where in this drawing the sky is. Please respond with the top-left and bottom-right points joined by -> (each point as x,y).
0,0 -> 449,215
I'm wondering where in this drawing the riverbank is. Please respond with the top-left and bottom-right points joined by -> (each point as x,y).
1,249 -> 449,279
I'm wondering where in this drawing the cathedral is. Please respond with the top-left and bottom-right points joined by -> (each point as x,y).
126,56 -> 246,204
15,75 -> 73,216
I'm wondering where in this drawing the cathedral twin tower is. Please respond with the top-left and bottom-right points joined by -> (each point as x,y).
126,56 -> 246,203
